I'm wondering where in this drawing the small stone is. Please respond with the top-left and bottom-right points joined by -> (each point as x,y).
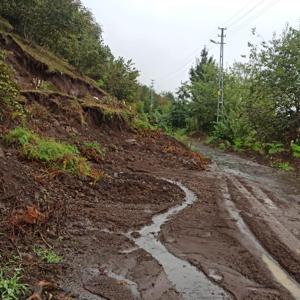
125,138 -> 137,145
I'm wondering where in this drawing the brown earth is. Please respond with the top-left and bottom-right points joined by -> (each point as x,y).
1,27 -> 300,300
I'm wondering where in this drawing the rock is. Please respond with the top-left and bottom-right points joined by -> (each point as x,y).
125,138 -> 137,145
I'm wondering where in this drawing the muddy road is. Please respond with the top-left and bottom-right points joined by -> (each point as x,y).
2,135 -> 300,300
158,141 -> 300,299
59,141 -> 300,300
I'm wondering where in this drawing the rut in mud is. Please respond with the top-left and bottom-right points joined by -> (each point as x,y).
132,180 -> 231,300
158,140 -> 300,299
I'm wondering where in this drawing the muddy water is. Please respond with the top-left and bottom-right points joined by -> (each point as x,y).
134,181 -> 231,300
193,140 -> 300,299
193,141 -> 300,198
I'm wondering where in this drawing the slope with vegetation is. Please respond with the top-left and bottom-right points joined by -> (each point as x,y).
0,8 -> 208,299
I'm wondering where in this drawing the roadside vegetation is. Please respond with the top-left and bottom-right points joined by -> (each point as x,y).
132,27 -> 300,171
4,127 -> 104,180
0,2 -> 299,168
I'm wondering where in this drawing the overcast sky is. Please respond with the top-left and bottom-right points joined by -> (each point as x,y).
82,0 -> 299,93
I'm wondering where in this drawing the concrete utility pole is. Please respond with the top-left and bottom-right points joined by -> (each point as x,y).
210,27 -> 227,123
150,79 -> 154,112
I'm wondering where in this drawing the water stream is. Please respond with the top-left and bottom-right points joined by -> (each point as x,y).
133,180 -> 231,300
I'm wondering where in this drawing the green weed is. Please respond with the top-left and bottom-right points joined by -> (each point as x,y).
271,161 -> 294,171
171,128 -> 188,144
83,141 -> 105,156
34,247 -> 62,264
0,267 -> 28,300
266,142 -> 285,155
291,143 -> 300,159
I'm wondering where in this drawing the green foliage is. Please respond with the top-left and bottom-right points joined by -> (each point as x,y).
131,113 -> 154,130
271,161 -> 294,172
34,247 -> 62,264
0,50 -> 24,119
5,127 -> 92,176
82,141 -> 105,156
0,267 -> 28,300
39,80 -> 57,91
291,143 -> 300,158
266,143 -> 285,155
171,128 -> 188,144
98,58 -> 139,102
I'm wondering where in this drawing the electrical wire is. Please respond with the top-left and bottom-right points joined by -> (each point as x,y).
229,0 -> 281,36
156,0 -> 279,84
226,0 -> 267,28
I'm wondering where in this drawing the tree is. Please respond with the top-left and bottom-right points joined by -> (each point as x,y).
246,26 -> 300,143
177,48 -> 218,132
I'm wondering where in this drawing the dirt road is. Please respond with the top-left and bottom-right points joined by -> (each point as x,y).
158,141 -> 300,299
57,141 -> 300,300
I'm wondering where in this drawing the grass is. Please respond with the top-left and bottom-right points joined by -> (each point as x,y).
83,141 -> 105,156
0,267 -> 28,300
271,161 -> 295,172
34,247 -> 62,264
291,143 -> 300,159
5,127 -> 93,177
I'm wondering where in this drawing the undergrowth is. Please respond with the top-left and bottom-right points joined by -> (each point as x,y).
79,141 -> 105,163
4,127 -> 103,180
271,161 -> 295,172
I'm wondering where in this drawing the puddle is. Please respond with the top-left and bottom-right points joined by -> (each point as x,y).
134,180 -> 231,300
222,181 -> 300,299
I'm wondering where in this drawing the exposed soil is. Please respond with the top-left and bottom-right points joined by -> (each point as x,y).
1,34 -> 300,300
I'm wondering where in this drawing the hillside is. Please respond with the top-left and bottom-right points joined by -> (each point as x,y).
0,19 -> 208,299
2,12 -> 300,300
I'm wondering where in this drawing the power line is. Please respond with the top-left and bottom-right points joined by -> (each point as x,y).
226,0 -> 267,28
156,0 -> 277,85
229,0 -> 281,36
220,0 -> 260,27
